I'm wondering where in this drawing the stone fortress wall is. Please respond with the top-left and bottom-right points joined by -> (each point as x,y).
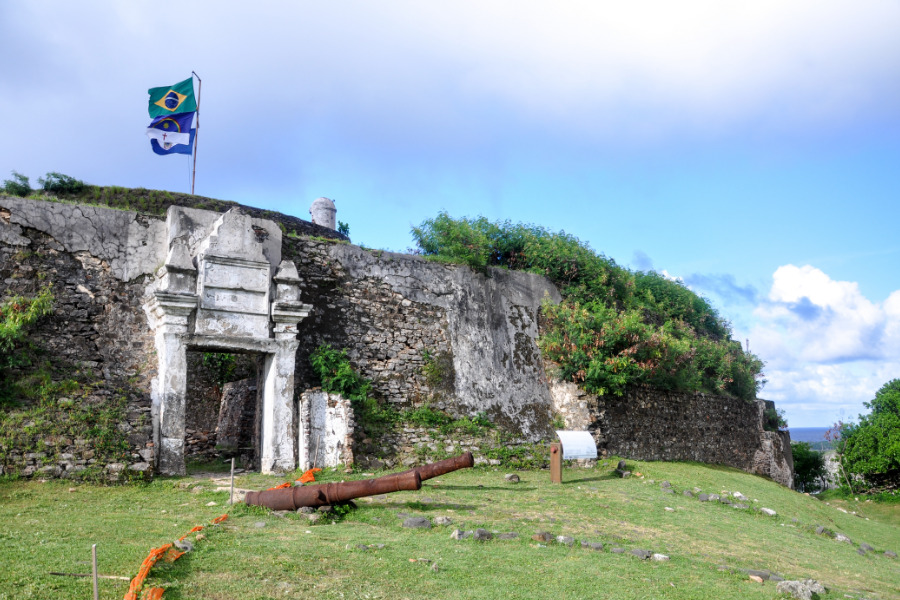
0,195 -> 793,486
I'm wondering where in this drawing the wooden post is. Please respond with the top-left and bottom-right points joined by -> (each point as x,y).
229,457 -> 235,505
91,544 -> 99,600
550,443 -> 562,484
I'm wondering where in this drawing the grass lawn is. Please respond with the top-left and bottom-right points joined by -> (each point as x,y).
1,458 -> 898,600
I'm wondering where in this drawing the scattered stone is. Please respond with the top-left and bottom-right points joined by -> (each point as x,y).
698,494 -> 710,502
532,531 -> 554,543
173,539 -> 193,552
497,532 -> 519,540
317,505 -> 333,513
611,547 -> 626,554
297,506 -> 315,514
760,508 -> 777,517
857,548 -> 867,556
588,542 -> 603,551
431,562 -> 439,573
272,510 -> 289,518
630,549 -> 652,560
473,528 -> 493,541
835,533 -> 852,544
776,581 -> 812,600
693,487 -> 702,493
663,488 -> 675,494
769,575 -> 784,582
708,494 -> 720,502
859,543 -> 874,552
682,490 -> 694,498
556,535 -> 575,546
732,503 -> 749,510
651,553 -> 670,561
306,513 -> 322,524
433,516 -> 453,526
396,512 -> 409,518
664,507 -> 675,512
884,550 -> 897,559
746,569 -> 770,580
403,517 -> 432,529
450,529 -> 467,540
660,481 -> 672,489
732,491 -> 748,501
505,473 -> 520,483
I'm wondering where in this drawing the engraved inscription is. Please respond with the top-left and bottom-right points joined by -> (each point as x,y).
200,286 -> 268,313
202,261 -> 269,292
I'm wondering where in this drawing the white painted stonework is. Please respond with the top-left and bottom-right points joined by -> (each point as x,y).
144,207 -> 312,475
298,391 -> 355,470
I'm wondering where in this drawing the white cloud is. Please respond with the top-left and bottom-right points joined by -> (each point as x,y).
748,265 -> 900,425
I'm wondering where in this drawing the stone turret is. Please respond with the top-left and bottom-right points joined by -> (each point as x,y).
309,197 -> 337,230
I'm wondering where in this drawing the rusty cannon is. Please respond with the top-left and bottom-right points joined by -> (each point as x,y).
401,451 -> 474,482
244,452 -> 474,511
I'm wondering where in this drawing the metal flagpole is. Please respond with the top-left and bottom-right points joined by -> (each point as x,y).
191,71 -> 202,196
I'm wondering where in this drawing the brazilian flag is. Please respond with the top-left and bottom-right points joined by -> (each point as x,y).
148,77 -> 197,118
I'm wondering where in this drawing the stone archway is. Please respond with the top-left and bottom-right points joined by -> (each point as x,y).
143,207 -> 311,475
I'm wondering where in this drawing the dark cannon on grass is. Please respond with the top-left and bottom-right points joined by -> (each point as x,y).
244,452 -> 474,510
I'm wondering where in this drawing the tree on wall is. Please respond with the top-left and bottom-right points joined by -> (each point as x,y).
837,379 -> 900,490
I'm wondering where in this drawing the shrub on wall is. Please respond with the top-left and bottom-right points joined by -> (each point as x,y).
411,213 -> 765,400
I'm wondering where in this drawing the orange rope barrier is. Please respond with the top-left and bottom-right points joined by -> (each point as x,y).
122,514 -> 229,599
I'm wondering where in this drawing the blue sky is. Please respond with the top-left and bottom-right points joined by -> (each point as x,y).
2,1 -> 898,427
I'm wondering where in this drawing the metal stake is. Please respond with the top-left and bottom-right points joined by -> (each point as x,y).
229,457 -> 235,505
91,544 -> 99,600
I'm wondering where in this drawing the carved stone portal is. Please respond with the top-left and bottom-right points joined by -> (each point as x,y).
144,207 -> 311,475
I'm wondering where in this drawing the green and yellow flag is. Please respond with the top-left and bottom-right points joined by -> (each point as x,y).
147,77 -> 197,118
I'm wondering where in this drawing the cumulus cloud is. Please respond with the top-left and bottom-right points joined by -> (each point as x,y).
748,265 -> 900,425
753,265 -> 891,363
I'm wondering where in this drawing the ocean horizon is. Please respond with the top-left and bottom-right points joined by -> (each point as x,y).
788,427 -> 832,443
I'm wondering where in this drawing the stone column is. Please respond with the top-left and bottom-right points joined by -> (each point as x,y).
260,260 -> 312,474
144,240 -> 199,475
144,292 -> 198,475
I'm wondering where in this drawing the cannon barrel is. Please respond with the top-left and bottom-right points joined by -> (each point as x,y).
402,451 -> 474,481
245,470 -> 422,511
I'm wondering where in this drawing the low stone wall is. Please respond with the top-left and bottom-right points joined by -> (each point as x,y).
550,382 -> 794,487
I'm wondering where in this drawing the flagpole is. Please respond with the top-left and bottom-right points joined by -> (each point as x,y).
191,71 -> 201,196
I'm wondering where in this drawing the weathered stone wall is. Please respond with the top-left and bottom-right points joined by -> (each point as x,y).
284,238 -> 562,440
0,201 -> 158,479
0,196 -> 793,486
550,382 -> 794,487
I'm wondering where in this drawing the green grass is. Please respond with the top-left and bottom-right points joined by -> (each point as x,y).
1,459 -> 898,599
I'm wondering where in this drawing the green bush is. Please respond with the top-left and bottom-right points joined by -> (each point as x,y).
0,285 -> 54,405
837,379 -> 900,490
38,172 -> 85,194
2,171 -> 31,197
411,213 -> 765,400
309,344 -> 397,433
791,441 -> 827,492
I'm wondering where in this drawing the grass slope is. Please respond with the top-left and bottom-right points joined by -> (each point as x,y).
1,459 -> 897,600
